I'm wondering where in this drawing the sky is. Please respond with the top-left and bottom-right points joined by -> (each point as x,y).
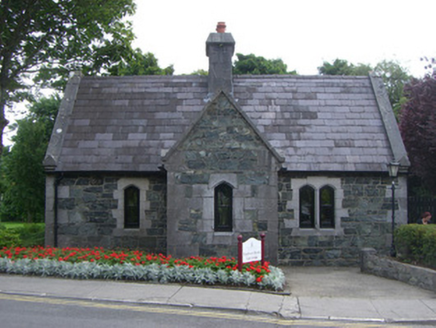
4,0 -> 435,144
130,0 -> 435,77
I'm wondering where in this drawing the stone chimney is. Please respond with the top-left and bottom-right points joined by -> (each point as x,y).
206,22 -> 235,95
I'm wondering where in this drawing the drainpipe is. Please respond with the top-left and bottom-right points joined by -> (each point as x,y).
54,173 -> 64,247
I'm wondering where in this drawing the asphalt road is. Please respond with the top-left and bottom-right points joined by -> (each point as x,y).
0,293 -> 428,328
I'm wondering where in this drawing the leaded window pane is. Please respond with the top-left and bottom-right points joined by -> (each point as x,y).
214,183 -> 232,231
320,186 -> 335,228
300,185 -> 315,228
124,186 -> 140,229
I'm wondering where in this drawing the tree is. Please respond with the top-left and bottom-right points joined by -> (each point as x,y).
233,54 -> 297,75
108,49 -> 174,76
0,95 -> 61,222
189,69 -> 208,76
0,94 -> 59,221
24,93 -> 61,138
0,0 -> 136,154
1,118 -> 49,222
318,59 -> 372,76
399,72 -> 436,193
373,60 -> 411,117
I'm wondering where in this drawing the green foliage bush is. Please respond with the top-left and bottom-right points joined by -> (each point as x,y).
0,224 -> 21,248
0,223 -> 44,248
422,228 -> 436,268
14,224 -> 45,247
395,224 -> 436,269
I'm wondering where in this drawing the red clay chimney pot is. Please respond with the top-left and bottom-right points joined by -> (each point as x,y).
216,22 -> 226,33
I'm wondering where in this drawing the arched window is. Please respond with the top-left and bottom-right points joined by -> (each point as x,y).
299,185 -> 315,228
124,186 -> 140,229
214,183 -> 233,232
320,186 -> 335,228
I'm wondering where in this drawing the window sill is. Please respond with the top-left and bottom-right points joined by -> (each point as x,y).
213,231 -> 234,236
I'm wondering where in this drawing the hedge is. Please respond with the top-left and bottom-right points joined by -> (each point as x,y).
395,224 -> 436,269
0,223 -> 45,248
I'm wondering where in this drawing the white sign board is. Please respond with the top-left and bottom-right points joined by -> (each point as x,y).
242,237 -> 261,263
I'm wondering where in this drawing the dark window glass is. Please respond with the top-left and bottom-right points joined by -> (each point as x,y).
320,186 -> 335,228
299,185 -> 315,228
124,186 -> 140,229
214,183 -> 233,232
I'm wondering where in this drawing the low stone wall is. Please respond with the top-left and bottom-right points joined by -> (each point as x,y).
360,248 -> 436,292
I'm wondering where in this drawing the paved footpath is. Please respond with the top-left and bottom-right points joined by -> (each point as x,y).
0,267 -> 435,324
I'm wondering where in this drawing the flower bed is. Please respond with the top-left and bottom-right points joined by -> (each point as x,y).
0,246 -> 285,291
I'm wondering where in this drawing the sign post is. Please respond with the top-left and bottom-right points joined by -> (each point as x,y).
238,233 -> 265,271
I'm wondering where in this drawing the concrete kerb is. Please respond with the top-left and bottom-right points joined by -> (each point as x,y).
3,289 -> 436,325
1,267 -> 436,324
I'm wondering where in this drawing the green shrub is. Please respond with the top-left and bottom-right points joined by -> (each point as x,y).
422,228 -> 436,268
0,223 -> 45,248
0,224 -> 21,248
11,224 -> 45,247
395,224 -> 436,269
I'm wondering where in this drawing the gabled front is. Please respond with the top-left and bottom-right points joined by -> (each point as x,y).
163,91 -> 283,263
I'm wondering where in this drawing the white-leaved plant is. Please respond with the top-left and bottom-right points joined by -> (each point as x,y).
0,257 -> 285,291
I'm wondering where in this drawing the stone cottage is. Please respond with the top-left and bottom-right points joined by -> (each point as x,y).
44,23 -> 409,265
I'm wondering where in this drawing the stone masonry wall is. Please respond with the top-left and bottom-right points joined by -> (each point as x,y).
278,173 -> 407,266
165,93 -> 280,263
361,248 -> 436,292
52,174 -> 166,253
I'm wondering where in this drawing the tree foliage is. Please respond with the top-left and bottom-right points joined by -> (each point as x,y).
399,72 -> 436,193
108,49 -> 174,76
24,94 -> 61,138
0,95 -> 61,222
318,59 -> 372,76
1,119 -> 48,222
189,69 -> 208,76
0,0 -> 136,153
233,53 -> 297,75
373,60 -> 411,117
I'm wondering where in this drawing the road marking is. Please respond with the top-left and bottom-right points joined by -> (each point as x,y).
0,293 -> 408,327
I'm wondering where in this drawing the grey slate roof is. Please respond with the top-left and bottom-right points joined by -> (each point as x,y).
44,73 -> 409,173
